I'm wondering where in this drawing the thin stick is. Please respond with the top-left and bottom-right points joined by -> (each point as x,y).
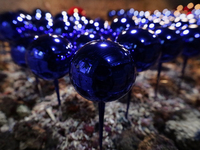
125,90 -> 131,119
181,56 -> 188,79
178,56 -> 188,91
155,62 -> 162,99
35,76 -> 44,101
98,102 -> 105,150
54,79 -> 62,121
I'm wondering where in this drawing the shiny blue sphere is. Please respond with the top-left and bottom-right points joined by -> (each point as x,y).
73,31 -> 102,51
155,27 -> 183,63
111,16 -> 136,33
10,36 -> 35,68
26,34 -> 73,80
117,28 -> 161,72
180,25 -> 200,58
52,20 -> 75,34
70,40 -> 136,102
0,12 -> 26,41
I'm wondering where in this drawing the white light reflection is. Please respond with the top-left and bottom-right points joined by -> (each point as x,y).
17,16 -> 23,22
122,31 -> 127,35
52,47 -> 55,51
167,35 -> 171,39
20,14 -> 25,18
94,22 -> 99,27
89,34 -> 95,38
100,43 -> 107,47
89,20 -> 94,24
183,29 -> 189,35
54,38 -> 60,43
195,33 -> 200,38
26,15 -> 32,20
121,18 -> 127,23
131,29 -> 137,34
34,35 -> 39,39
155,29 -> 162,34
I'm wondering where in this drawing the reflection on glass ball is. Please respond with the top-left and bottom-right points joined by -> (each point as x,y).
117,28 -> 161,72
70,40 -> 136,102
180,24 -> 200,58
10,36 -> 35,68
155,26 -> 183,63
26,34 -> 73,80
73,31 -> 102,51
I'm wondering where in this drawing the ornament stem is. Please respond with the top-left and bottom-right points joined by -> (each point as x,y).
54,79 -> 62,121
178,56 -> 188,91
54,79 -> 61,106
181,56 -> 188,79
125,90 -> 131,119
98,101 -> 105,150
155,62 -> 162,98
35,76 -> 44,101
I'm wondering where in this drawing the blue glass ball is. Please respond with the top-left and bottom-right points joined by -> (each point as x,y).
70,40 -> 136,102
180,24 -> 200,58
54,11 -> 69,21
107,10 -> 116,19
110,16 -> 136,33
26,34 -> 74,80
10,36 -> 35,68
33,19 -> 53,35
155,27 -> 183,63
0,12 -> 26,41
84,18 -> 105,32
52,20 -> 75,35
117,28 -> 161,72
31,9 -> 51,22
73,31 -> 102,51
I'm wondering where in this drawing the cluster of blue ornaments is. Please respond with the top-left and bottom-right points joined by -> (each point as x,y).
1,6 -> 200,150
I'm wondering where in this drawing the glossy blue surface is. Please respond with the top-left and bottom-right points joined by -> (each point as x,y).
117,28 -> 161,72
10,36 -> 35,68
155,27 -> 183,63
110,16 -> 136,33
107,10 -> 116,19
84,18 -> 105,32
0,12 -> 26,41
70,40 -> 136,102
52,20 -> 75,34
180,25 -> 200,57
52,20 -> 77,42
26,34 -> 73,80
73,32 -> 102,51
33,19 -> 53,35
54,11 -> 69,21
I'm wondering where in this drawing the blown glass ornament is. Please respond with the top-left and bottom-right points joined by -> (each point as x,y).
117,28 -> 161,72
0,12 -> 26,42
73,31 -> 102,52
180,24 -> 200,80
117,27 -> 161,117
26,34 -> 73,108
10,36 -> 35,68
70,40 -> 136,150
154,26 -> 183,96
